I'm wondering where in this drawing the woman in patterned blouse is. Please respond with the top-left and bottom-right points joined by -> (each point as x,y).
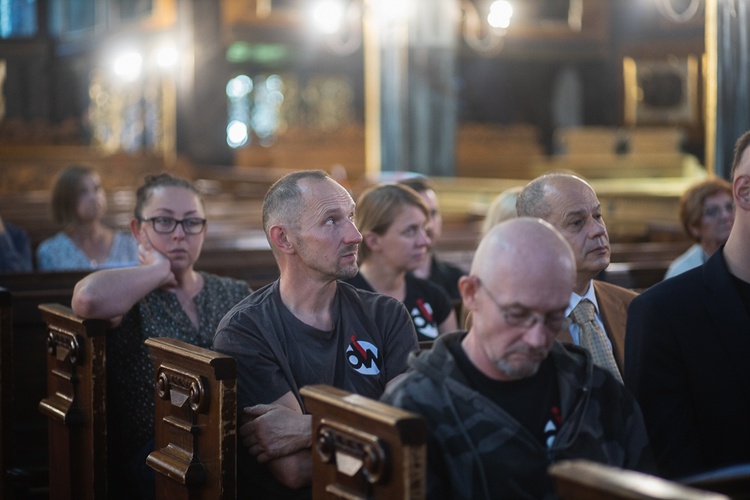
72,173 -> 251,500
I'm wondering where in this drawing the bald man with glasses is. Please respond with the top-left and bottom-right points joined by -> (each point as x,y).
382,217 -> 652,500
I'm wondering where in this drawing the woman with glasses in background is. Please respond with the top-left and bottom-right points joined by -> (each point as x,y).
36,164 -> 139,270
72,172 -> 251,500
664,177 -> 734,280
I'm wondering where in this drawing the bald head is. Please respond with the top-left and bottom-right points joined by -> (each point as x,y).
472,217 -> 576,287
516,172 -> 591,219
516,173 -> 609,294
460,217 -> 576,381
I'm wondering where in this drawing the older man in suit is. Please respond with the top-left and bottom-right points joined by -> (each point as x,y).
517,173 -> 637,381
625,131 -> 750,479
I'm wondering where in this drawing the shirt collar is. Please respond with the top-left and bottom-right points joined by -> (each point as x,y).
565,280 -> 599,317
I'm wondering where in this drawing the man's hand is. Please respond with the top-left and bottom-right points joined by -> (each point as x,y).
240,392 -> 312,463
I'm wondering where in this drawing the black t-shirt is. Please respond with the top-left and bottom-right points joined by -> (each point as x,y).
428,254 -> 465,301
448,339 -> 562,447
345,272 -> 453,341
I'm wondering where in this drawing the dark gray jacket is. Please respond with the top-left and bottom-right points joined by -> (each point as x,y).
382,331 -> 653,499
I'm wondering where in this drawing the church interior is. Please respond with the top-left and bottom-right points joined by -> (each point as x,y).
2,0 -> 749,498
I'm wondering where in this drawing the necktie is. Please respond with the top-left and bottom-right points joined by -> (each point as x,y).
569,299 -> 623,383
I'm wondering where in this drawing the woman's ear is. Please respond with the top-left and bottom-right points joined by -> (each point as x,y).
130,217 -> 142,241
363,231 -> 380,252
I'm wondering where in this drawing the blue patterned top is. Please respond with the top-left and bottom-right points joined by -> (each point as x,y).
35,231 -> 138,270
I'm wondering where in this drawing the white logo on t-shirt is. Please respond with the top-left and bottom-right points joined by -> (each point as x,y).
346,336 -> 382,375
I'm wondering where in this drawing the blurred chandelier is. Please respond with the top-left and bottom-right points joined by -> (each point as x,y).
656,0 -> 703,22
311,0 -> 515,56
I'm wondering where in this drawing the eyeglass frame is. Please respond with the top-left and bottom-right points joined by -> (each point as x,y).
138,216 -> 207,235
701,201 -> 734,219
474,277 -> 572,333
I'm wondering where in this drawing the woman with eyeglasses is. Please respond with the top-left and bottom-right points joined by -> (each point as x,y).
664,177 -> 735,280
36,164 -> 139,270
72,172 -> 251,500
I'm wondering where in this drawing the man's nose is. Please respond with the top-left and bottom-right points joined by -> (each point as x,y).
345,219 -> 363,244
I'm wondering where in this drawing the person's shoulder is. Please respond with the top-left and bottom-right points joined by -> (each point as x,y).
593,279 -> 639,302
407,272 -> 451,299
338,280 -> 402,308
630,266 -> 704,315
432,256 -> 465,279
37,231 -> 68,249
214,282 -> 277,335
35,232 -> 71,261
4,222 -> 29,239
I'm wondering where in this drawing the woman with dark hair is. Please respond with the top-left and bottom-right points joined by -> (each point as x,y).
36,164 -> 138,270
72,172 -> 251,499
345,183 -> 457,341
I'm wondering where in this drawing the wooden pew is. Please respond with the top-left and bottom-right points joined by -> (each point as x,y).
145,337 -> 237,500
37,303 -> 110,500
548,459 -> 730,500
681,463 -> 750,499
0,271 -> 88,499
300,384 -> 427,500
0,287 -> 12,499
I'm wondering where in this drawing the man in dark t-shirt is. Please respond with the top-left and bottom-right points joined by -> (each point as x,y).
213,171 -> 418,499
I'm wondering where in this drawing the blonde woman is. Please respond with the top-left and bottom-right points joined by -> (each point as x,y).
345,183 -> 458,341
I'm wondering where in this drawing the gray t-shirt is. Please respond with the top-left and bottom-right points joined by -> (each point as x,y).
214,279 -> 419,411
214,279 -> 419,499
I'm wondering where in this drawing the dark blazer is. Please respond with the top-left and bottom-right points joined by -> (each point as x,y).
559,280 -> 637,374
625,247 -> 750,479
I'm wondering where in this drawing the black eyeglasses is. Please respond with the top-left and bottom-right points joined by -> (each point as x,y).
139,216 -> 206,235
476,277 -> 571,332
702,202 -> 734,219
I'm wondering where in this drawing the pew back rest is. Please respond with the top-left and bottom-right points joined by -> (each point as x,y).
37,302 -> 110,500
0,274 -> 89,497
548,460 -> 730,500
145,337 -> 237,500
300,384 -> 427,500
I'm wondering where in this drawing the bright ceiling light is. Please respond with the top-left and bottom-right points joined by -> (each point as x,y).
156,46 -> 178,68
488,0 -> 513,29
313,0 -> 345,34
113,51 -> 142,81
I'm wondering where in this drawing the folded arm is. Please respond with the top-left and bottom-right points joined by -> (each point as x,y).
240,391 -> 312,490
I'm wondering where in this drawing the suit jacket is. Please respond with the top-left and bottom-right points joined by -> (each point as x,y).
625,247 -> 750,479
559,280 -> 637,373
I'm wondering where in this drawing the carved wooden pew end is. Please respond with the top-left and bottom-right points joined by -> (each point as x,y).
38,303 -> 109,500
145,337 -> 237,500
301,384 -> 427,500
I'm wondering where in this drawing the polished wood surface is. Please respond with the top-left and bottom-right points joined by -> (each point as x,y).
146,337 -> 237,500
301,384 -> 427,500
38,303 -> 110,500
549,460 -> 729,500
